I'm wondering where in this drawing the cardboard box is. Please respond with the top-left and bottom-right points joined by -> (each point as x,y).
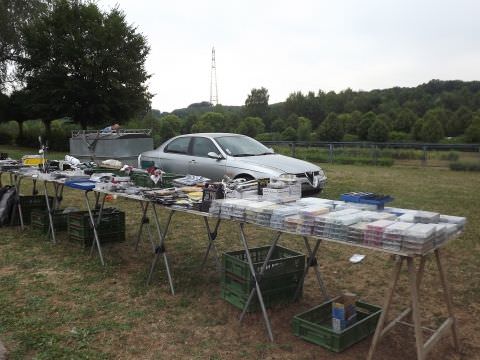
332,292 -> 358,332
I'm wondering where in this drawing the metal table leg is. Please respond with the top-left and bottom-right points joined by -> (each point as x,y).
10,174 -> 24,229
146,206 -> 175,295
239,230 -> 282,322
84,191 -> 105,266
135,201 -> 155,252
367,252 -> 460,360
294,237 -> 329,301
43,181 -> 56,244
200,217 -> 222,270
238,222 -> 275,342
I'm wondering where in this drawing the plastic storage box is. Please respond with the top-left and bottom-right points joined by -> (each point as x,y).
292,297 -> 382,352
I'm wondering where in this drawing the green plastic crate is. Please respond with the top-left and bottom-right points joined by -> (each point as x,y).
131,172 -> 182,188
67,208 -> 125,229
222,245 -> 305,281
221,283 -> 301,312
292,298 -> 382,352
221,269 -> 304,296
31,209 -> 69,233
67,209 -> 125,247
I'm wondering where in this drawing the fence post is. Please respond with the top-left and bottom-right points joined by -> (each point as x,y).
291,142 -> 296,158
422,146 -> 428,166
329,144 -> 334,163
374,145 -> 378,166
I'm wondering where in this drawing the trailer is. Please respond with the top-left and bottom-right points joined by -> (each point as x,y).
69,129 -> 154,166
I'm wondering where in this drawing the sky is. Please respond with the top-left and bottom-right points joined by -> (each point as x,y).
99,0 -> 480,112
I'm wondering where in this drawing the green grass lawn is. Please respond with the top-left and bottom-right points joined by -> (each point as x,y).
0,145 -> 67,162
0,163 -> 479,359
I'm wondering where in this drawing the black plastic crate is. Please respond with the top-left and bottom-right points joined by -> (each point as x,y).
221,283 -> 301,312
223,245 -> 305,281
31,209 -> 69,233
11,196 -> 54,225
292,298 -> 382,352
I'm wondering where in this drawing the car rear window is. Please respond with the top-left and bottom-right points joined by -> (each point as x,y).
164,137 -> 191,154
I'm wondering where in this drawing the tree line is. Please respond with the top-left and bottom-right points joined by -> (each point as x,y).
132,80 -> 480,146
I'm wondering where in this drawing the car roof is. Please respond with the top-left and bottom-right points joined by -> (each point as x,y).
176,133 -> 245,138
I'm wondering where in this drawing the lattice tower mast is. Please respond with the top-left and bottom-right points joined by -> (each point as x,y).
210,47 -> 218,106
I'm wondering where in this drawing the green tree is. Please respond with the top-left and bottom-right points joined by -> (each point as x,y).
155,115 -> 182,144
411,119 -> 424,141
0,0 -> 50,90
422,108 -> 448,133
191,112 -> 225,133
237,117 -> 265,138
296,117 -> 312,141
245,87 -> 269,119
281,126 -> 296,141
18,0 -> 151,135
358,111 -> 376,140
464,115 -> 480,142
420,117 -> 444,142
367,118 -> 389,142
271,118 -> 285,133
317,113 -> 344,141
446,106 -> 472,137
394,108 -> 418,132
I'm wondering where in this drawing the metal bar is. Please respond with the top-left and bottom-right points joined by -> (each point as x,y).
84,191 -> 105,266
306,237 -> 328,300
146,205 -> 175,294
423,317 -> 454,355
239,231 -> 282,322
200,217 -> 222,270
135,201 -> 155,252
434,249 -> 460,351
90,194 -> 106,256
14,175 -> 24,230
367,256 -> 404,360
381,307 -> 412,338
238,223 -> 274,342
43,181 -> 56,244
408,257 -> 425,360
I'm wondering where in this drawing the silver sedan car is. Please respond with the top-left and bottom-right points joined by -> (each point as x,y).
138,133 -> 327,193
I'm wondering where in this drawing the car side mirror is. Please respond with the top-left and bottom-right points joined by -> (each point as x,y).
269,147 -> 275,153
208,152 -> 223,160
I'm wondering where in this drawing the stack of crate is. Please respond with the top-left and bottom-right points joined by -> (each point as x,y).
30,209 -> 69,233
67,208 -> 125,247
11,196 -> 54,225
221,245 -> 305,312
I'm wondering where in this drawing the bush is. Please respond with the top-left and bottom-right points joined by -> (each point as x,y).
388,131 -> 410,142
450,161 -> 480,171
342,133 -> 359,142
17,120 -> 45,147
256,132 -> 274,141
0,130 -> 13,145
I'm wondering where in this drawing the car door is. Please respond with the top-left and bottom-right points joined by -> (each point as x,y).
160,136 -> 192,174
188,136 -> 226,180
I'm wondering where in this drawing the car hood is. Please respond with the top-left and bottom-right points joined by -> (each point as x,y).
233,154 -> 321,174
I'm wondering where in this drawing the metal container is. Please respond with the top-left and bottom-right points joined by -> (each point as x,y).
69,129 -> 154,166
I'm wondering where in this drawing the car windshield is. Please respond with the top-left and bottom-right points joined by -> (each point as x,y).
215,135 -> 273,157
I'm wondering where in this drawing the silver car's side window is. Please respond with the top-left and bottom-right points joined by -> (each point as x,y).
164,137 -> 191,154
191,137 -> 219,157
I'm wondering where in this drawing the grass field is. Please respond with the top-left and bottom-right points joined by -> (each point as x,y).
0,163 -> 479,359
